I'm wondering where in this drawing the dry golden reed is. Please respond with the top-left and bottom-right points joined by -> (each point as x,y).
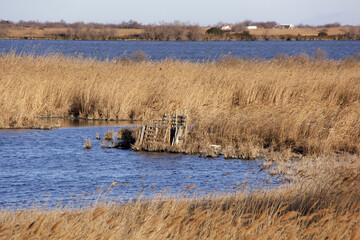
95,133 -> 100,139
1,53 -> 360,158
104,130 -> 114,141
83,139 -> 91,149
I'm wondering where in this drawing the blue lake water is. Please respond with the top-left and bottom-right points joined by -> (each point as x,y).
0,39 -> 359,61
0,122 -> 280,209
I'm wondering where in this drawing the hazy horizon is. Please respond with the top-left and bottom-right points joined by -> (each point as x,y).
0,0 -> 359,26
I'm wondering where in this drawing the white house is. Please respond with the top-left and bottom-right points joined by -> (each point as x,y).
221,25 -> 232,31
246,26 -> 257,30
275,24 -> 296,29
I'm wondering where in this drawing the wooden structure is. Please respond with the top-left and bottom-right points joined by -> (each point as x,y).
134,111 -> 188,150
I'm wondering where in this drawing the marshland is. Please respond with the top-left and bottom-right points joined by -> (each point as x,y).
1,44 -> 360,158
0,41 -> 360,239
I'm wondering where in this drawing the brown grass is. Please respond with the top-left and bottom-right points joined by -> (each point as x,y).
246,26 -> 360,36
2,26 -> 359,40
104,130 -> 114,141
1,54 -> 360,158
3,27 -> 143,39
0,156 -> 359,239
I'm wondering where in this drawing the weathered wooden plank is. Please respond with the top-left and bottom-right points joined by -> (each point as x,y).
139,126 -> 145,145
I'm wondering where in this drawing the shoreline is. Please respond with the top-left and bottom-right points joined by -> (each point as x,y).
1,26 -> 359,41
1,35 -> 359,41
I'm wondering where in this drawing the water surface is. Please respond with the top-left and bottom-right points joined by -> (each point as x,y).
1,39 -> 359,61
0,123 -> 279,208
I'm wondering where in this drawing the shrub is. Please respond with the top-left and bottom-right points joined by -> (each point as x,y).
233,31 -> 253,41
115,128 -> 136,149
318,31 -> 328,37
206,27 -> 223,35
186,26 -> 202,41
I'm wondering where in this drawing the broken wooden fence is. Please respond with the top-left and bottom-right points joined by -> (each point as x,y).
133,112 -> 188,151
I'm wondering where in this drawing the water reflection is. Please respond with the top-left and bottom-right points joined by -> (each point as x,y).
38,118 -> 136,128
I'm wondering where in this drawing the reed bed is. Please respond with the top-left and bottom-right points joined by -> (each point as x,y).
1,53 -> 360,158
0,156 -> 359,240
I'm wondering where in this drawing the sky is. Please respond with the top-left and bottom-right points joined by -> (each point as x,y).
0,0 -> 359,26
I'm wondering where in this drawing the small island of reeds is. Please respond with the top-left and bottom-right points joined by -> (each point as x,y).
1,52 -> 360,159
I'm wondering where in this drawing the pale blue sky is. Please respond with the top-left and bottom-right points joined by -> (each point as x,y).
0,0 -> 359,26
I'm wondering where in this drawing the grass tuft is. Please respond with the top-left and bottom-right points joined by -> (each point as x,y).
104,130 -> 114,141
83,139 -> 91,149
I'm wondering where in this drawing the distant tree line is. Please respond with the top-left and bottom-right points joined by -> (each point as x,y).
0,19 -> 142,29
0,19 -> 143,40
1,19 -> 354,30
140,21 -> 202,41
297,22 -> 342,28
0,19 -> 359,41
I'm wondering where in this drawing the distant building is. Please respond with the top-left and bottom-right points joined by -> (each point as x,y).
221,25 -> 232,31
246,26 -> 257,30
275,24 -> 296,29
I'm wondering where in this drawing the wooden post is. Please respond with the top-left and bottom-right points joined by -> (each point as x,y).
139,126 -> 145,145
163,127 -> 168,143
172,111 -> 178,146
184,110 -> 188,142
154,126 -> 158,141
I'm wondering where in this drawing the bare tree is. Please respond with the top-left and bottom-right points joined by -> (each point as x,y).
187,25 -> 202,41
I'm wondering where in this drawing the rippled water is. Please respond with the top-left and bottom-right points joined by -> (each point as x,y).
0,122 -> 280,208
1,39 -> 359,61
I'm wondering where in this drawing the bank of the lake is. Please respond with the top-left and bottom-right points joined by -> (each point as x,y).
1,26 -> 360,41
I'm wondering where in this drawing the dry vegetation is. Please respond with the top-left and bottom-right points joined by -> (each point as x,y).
0,156 -> 358,240
83,139 -> 91,149
104,130 -> 115,141
1,51 -> 360,239
2,26 -> 360,41
1,53 -> 360,159
247,26 -> 357,36
1,20 -> 359,40
2,26 -> 143,40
